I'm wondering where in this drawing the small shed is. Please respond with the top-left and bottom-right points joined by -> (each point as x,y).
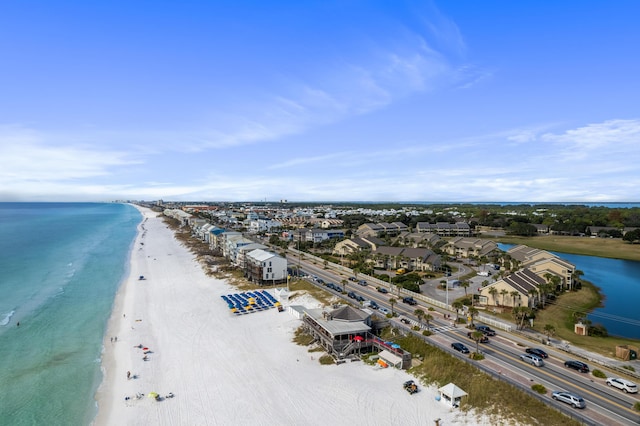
378,350 -> 403,369
438,383 -> 467,408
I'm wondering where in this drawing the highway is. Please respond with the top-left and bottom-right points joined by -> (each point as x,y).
288,254 -> 640,426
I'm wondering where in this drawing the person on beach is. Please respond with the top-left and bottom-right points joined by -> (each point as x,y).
127,371 -> 131,380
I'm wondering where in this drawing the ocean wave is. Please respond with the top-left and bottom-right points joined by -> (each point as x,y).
0,310 -> 15,326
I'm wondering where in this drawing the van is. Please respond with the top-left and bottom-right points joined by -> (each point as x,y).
520,353 -> 544,367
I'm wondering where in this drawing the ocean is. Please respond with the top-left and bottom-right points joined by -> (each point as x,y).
0,203 -> 140,425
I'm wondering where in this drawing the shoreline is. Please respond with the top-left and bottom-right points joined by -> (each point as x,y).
92,206 -> 495,425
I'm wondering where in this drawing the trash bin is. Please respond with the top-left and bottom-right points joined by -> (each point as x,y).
630,349 -> 637,360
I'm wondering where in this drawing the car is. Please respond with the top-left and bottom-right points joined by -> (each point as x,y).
467,332 -> 489,343
358,280 -> 368,286
564,360 -> 589,373
551,391 -> 586,409
355,295 -> 365,302
606,377 -> 638,393
378,307 -> 390,315
377,287 -> 389,294
400,317 -> 411,325
451,342 -> 470,354
520,353 -> 545,367
317,278 -> 325,285
326,282 -> 335,290
347,291 -> 357,299
525,348 -> 548,359
348,276 -> 357,281
402,297 -> 417,306
403,380 -> 419,394
364,300 -> 379,309
475,325 -> 496,336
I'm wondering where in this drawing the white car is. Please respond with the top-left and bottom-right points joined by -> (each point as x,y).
378,307 -> 390,315
606,377 -> 638,393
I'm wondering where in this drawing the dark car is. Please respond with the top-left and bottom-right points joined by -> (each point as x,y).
377,287 -> 389,294
475,325 -> 496,336
451,342 -> 470,354
355,294 -> 365,302
348,276 -> 357,281
402,297 -> 417,306
326,282 -> 335,290
347,291 -> 356,299
564,360 -> 590,373
358,280 -> 368,286
526,348 -> 548,359
467,332 -> 489,343
335,286 -> 343,293
400,318 -> 411,325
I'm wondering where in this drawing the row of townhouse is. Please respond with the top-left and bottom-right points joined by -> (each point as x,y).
371,246 -> 442,272
478,245 -> 577,309
356,222 -> 409,237
415,222 -> 473,237
442,237 -> 499,259
163,210 -> 288,285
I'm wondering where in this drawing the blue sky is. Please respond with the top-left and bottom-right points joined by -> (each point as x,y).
1,1 -> 639,202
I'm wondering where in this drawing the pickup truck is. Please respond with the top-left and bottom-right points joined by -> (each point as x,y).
402,297 -> 417,306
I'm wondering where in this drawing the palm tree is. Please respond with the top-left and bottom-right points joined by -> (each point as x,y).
500,289 -> 508,306
467,306 -> 479,326
543,324 -> 556,343
470,330 -> 485,354
341,279 -> 348,294
414,308 -> 425,327
510,290 -> 519,308
488,287 -> 498,306
424,313 -> 433,330
461,281 -> 470,298
451,300 -> 464,322
527,288 -> 538,308
389,298 -> 397,316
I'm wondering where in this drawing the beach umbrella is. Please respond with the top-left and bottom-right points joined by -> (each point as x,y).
354,336 -> 364,342
391,343 -> 401,349
148,392 -> 159,399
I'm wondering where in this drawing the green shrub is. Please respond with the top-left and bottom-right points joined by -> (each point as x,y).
531,384 -> 546,394
623,365 -> 636,372
422,330 -> 433,337
470,352 -> 485,360
634,402 -> 640,412
592,369 -> 607,379
319,354 -> 335,365
413,326 -> 421,331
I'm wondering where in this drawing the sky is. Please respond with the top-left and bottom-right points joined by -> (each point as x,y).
1,1 -> 640,203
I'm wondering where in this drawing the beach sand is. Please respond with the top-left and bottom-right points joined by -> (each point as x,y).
93,206 -> 496,425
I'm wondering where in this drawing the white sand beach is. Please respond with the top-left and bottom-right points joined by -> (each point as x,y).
93,206 -> 496,425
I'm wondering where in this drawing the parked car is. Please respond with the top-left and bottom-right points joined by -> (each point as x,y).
451,342 -> 470,354
551,391 -> 586,409
334,286 -> 343,293
606,377 -> 638,393
564,360 -> 589,373
520,353 -> 545,367
525,348 -> 548,359
475,325 -> 496,336
355,294 -> 365,302
403,380 -> 419,394
347,291 -> 357,299
400,318 -> 411,325
378,307 -> 390,315
402,297 -> 417,306
376,287 -> 389,294
467,332 -> 489,343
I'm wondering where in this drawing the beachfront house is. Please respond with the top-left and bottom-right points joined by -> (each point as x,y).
244,249 -> 287,285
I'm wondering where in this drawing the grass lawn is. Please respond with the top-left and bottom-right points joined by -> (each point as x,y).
495,235 -> 640,262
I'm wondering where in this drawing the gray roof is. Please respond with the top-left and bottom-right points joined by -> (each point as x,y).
304,306 -> 371,336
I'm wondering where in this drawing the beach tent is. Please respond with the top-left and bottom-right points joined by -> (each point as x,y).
437,383 -> 467,408
148,392 -> 159,400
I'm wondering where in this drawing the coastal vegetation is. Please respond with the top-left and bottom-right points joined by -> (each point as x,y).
386,333 -> 582,426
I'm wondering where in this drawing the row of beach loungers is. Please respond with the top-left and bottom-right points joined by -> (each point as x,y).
221,290 -> 281,315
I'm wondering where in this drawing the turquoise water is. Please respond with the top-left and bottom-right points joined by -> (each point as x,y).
0,203 -> 140,425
